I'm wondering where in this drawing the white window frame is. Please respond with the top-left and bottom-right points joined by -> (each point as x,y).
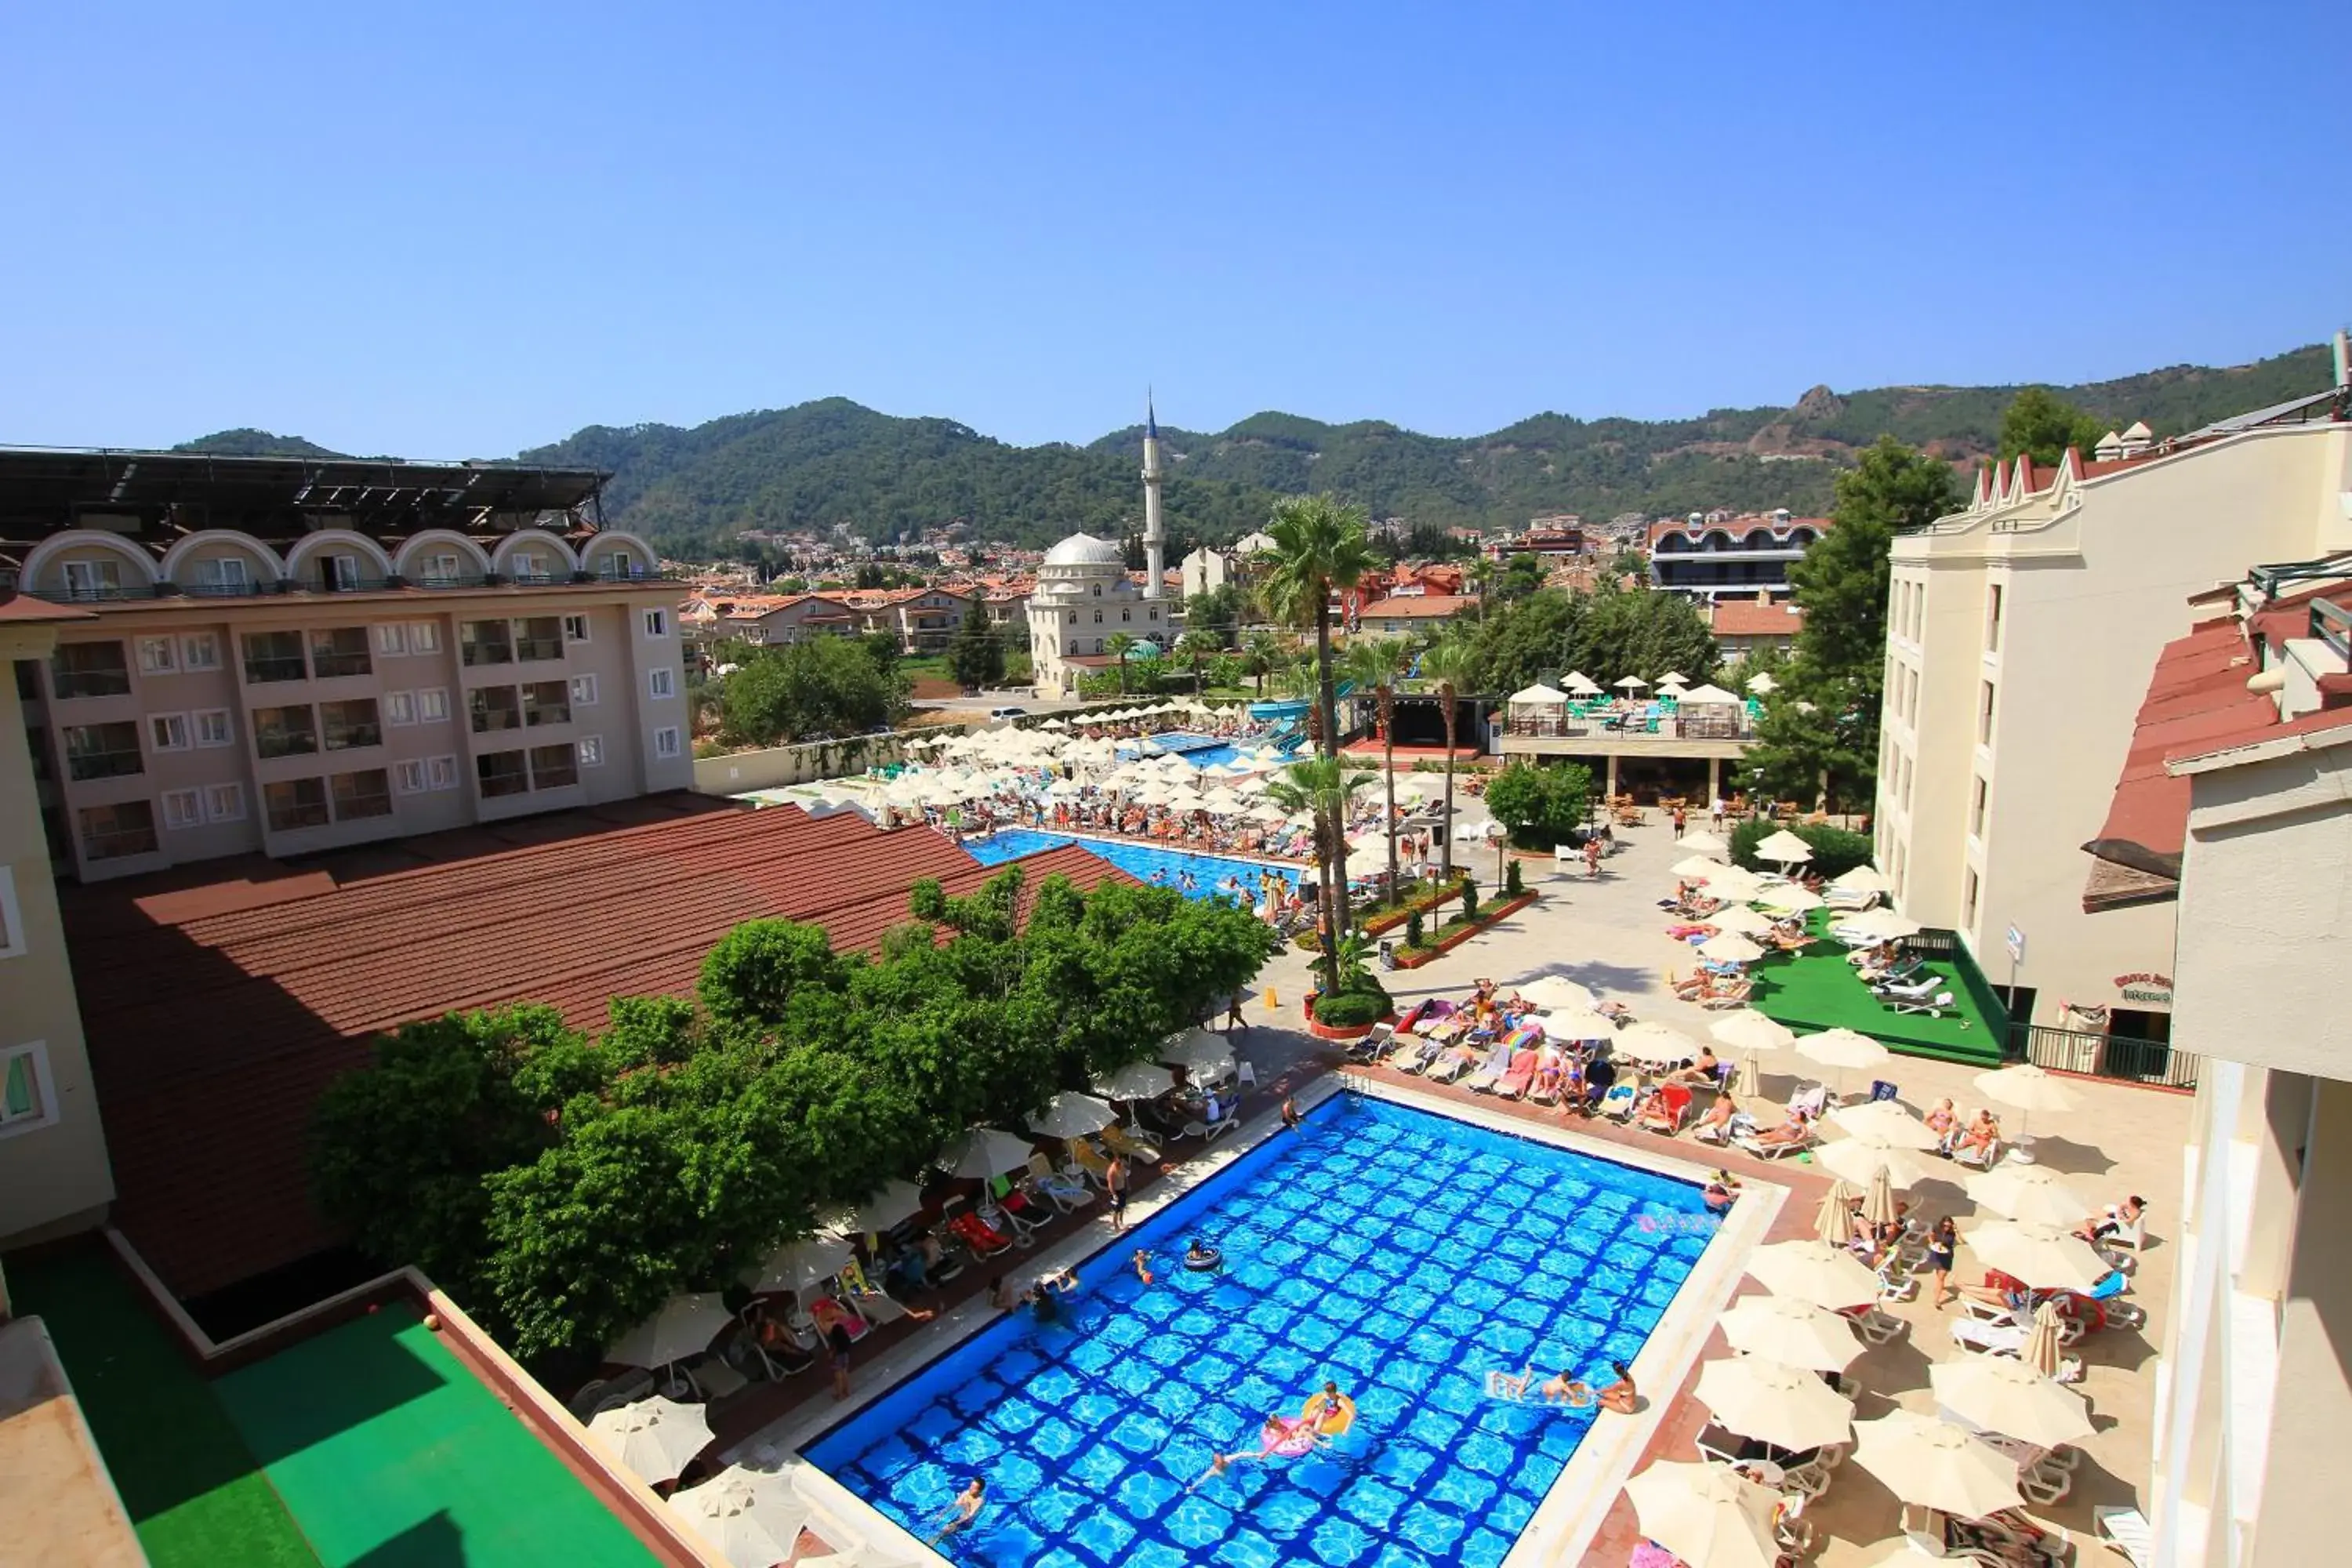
562,614 -> 591,643
147,713 -> 191,752
383,690 -> 417,726
63,559 -> 120,597
180,632 -> 223,671
408,621 -> 443,654
0,1042 -> 59,1137
161,787 -> 203,830
648,668 -> 676,699
374,623 -> 408,657
194,556 -> 249,592
511,551 -> 548,583
325,552 -> 363,590
577,735 -> 604,767
194,709 -> 234,748
426,754 -> 459,791
420,552 -> 462,585
416,688 -> 450,723
204,782 -> 246,822
643,608 -> 669,637
0,869 -> 24,960
568,674 -> 599,706
394,759 -> 429,795
654,726 -> 681,759
136,635 -> 179,675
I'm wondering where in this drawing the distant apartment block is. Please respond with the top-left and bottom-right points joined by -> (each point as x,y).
1648,509 -> 1828,600
0,448 -> 693,883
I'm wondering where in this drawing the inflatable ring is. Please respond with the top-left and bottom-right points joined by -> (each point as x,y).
1182,1248 -> 1224,1272
1298,1392 -> 1357,1436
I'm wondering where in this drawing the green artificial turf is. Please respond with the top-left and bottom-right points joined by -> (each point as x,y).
4,1247 -> 320,1567
1747,937 -> 2006,1065
213,1303 -> 658,1568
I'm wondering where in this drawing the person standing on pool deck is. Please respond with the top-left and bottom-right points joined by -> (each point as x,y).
825,1315 -> 855,1402
1225,992 -> 1247,1033
1279,1095 -> 1301,1132
1105,1151 -> 1129,1231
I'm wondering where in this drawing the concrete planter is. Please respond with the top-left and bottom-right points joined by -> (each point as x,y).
1392,891 -> 1541,969
1301,993 -> 1394,1041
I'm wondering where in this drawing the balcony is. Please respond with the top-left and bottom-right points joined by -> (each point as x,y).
331,770 -> 394,822
35,583 -> 165,604
476,750 -> 530,799
183,578 -> 282,598
470,688 -> 524,734
321,701 -> 383,752
265,780 -> 331,832
50,664 -> 132,702
514,634 -> 564,662
416,572 -> 492,590
65,724 -> 145,782
254,708 -> 320,760
81,807 -> 159,861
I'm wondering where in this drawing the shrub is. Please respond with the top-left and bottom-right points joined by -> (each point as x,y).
1504,858 -> 1524,898
1405,909 -> 1425,948
1729,818 -> 1875,879
1314,989 -> 1389,1029
1482,760 -> 1595,848
1461,880 -> 1480,922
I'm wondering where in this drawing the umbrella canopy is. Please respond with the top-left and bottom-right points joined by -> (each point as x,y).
1862,1163 -> 1900,1228
1536,1007 -> 1618,1042
1695,1356 -> 1856,1453
1966,1164 -> 2097,1229
1797,1028 -> 1889,1072
1974,1065 -> 2082,1116
1701,866 -> 1769,901
1562,671 -> 1602,695
936,1127 -> 1039,1179
1755,829 -> 1815,865
1929,1356 -> 2094,1450
1718,1295 -> 1864,1372
1697,931 -> 1766,965
1160,1026 -> 1236,1071
1831,865 -> 1892,894
1507,683 -> 1570,705
1733,1051 -> 1762,1097
1623,1461 -> 1782,1568
1745,671 -> 1778,693
1813,1181 -> 1858,1245
752,1235 -> 853,1298
608,1294 -> 733,1372
1828,1098 -> 1940,1150
1613,675 -> 1650,691
1616,1020 -> 1701,1066
844,1179 -> 924,1236
1748,1239 -> 1885,1309
1672,855 -> 1733,880
1850,1410 -> 2025,1519
1094,1060 -> 1178,1100
1677,830 -> 1731,857
1966,1221 -> 2112,1292
1838,907 -> 1922,942
1027,1091 -> 1117,1140
1752,884 -> 1824,914
668,1467 -> 813,1568
1815,1132 -> 1938,1189
2024,1301 -> 2067,1379
589,1395 -> 715,1486
1515,975 -> 1599,1013
1658,670 -> 1690,686
1677,682 -> 1742,705
1705,905 -> 1776,937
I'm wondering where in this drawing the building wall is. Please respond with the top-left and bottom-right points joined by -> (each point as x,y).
0,622 -> 114,1249
1882,425 -> 2351,1026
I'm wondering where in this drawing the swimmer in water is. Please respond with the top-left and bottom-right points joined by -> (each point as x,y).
1133,1248 -> 1154,1285
926,1477 -> 985,1544
1180,871 -> 1198,892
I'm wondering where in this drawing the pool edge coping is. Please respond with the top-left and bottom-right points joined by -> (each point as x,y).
733,1073 -> 1783,1568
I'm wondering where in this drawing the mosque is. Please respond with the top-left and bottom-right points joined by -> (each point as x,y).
1025,401 -> 1174,699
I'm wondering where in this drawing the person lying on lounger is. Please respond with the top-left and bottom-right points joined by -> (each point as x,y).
1748,1108 -> 1815,1147
1667,1046 -> 1723,1086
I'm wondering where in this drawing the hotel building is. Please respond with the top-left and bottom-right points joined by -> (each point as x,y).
1648,509 -> 1828,601
0,449 -> 692,884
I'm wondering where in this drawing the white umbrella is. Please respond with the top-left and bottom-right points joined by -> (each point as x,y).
668,1466 -> 814,1568
1838,907 -> 1922,942
1718,1295 -> 1864,1372
1752,884 -> 1823,914
1677,683 -> 1742,706
1094,1060 -> 1178,1100
1039,717 -> 1068,730
1672,855 -> 1731,880
1814,1181 -> 1858,1245
1831,865 -> 1892,895
1028,1091 -> 1117,1140
1537,1007 -> 1618,1043
1705,905 -> 1775,937
1745,671 -> 1778,694
1815,1131 -> 1938,1189
2024,1300 -> 2067,1379
1850,1411 -> 2025,1520
1965,1221 -> 2112,1293
1515,975 -> 1599,1013
1616,1020 -> 1701,1067
1695,1356 -> 1856,1453
1658,670 -> 1690,686
589,1395 -> 715,1486
1755,829 -> 1814,864
1700,866 -> 1769,901
608,1294 -> 733,1374
936,1127 -> 1039,1179
1798,1028 -> 1889,1073
1678,830 -> 1730,858
1862,1163 -> 1900,1228
1160,1026 -> 1236,1071
1614,675 -> 1650,691
1974,1065 -> 2082,1148
1929,1357 -> 2094,1450
1966,1164 -> 2097,1229
1711,1008 -> 1795,1054
844,1179 -> 925,1236
1562,671 -> 1602,695
752,1234 -> 853,1298
1747,1239 -> 1885,1310
1698,931 -> 1766,965
1623,1461 -> 1781,1568
1828,1098 -> 1940,1150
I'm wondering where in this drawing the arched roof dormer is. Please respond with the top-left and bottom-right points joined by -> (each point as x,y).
159,530 -> 289,586
282,531 -> 394,585
490,531 -> 581,578
20,530 -> 162,595
392,529 -> 493,581
578,530 -> 657,579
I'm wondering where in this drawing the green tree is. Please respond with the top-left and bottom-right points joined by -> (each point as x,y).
720,635 -> 909,746
1106,631 -> 1136,694
1175,630 -> 1220,695
1482,761 -> 1594,848
1417,637 -> 1473,878
945,611 -> 1004,691
697,919 -> 851,1033
1240,630 -> 1283,697
1457,588 -> 1576,696
1185,584 -> 1243,647
1263,755 -> 1377,994
1342,637 -> 1411,894
1997,387 -> 2105,467
1497,553 -> 1548,601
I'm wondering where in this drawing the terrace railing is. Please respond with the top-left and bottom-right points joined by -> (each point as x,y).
2015,1023 -> 2200,1091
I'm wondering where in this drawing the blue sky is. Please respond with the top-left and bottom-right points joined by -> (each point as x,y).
3,3 -> 2343,456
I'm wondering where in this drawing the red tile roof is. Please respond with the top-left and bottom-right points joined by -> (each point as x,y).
0,591 -> 96,624
60,797 -> 1134,1298
1357,594 -> 1476,619
1708,600 -> 1806,637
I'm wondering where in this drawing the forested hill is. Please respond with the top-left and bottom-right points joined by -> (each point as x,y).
185,343 -> 2331,557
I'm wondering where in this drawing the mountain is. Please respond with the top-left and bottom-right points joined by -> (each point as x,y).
173,428 -> 350,459
187,343 -> 2334,557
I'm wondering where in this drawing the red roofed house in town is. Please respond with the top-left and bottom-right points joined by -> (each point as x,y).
1708,594 -> 1806,663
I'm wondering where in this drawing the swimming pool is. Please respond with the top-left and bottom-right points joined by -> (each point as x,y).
1124,732 -> 1258,772
964,828 -> 1301,902
804,1096 -> 1711,1567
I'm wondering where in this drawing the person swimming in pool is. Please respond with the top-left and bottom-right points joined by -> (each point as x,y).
1149,868 -> 1168,885
926,1477 -> 985,1544
1306,1381 -> 1346,1425
1180,871 -> 1198,892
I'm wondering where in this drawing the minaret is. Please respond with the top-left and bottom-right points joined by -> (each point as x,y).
1141,395 -> 1166,600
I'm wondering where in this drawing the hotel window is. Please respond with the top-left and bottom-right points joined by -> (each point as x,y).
562,614 -> 591,643
309,626 -> 372,679
241,630 -> 308,684
1969,775 -> 1988,837
568,674 -> 598,706
408,621 -> 442,654
383,690 -> 417,726
394,759 -> 429,794
577,736 -> 604,767
643,609 -> 669,637
0,868 -> 22,960
181,632 -> 222,670
522,681 -> 571,727
50,641 -> 132,699
61,558 -> 122,600
426,754 -> 459,790
252,705 -> 319,759
415,687 -> 448,723
320,699 -> 382,751
1978,679 -> 1997,745
648,669 -> 676,699
460,620 -> 514,666
194,709 -> 233,747
161,787 -> 203,830
510,550 -> 550,584
64,722 -> 144,781
418,552 -> 463,586
148,713 -> 191,752
136,636 -> 178,675
470,686 -> 524,733
203,782 -> 245,822
476,749 -> 531,799
79,800 -> 158,860
2,1044 -> 56,1134
322,552 -> 365,591
1121,608 -> 1131,622
192,556 -> 249,594
1962,869 -> 1980,930
1900,756 -> 1913,812
654,726 -> 681,759
331,768 -> 394,822
374,623 -> 408,657
514,617 -> 564,662
1093,610 -> 1103,623
264,777 -> 331,831
1985,585 -> 2004,654
528,743 -> 579,790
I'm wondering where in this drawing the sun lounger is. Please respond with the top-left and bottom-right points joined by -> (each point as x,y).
1596,1082 -> 1639,1120
1734,1126 -> 1818,1160
1461,1039 -> 1515,1092
1185,1109 -> 1239,1142
808,1294 -> 873,1341
1100,1123 -> 1160,1165
1890,989 -> 1957,1018
1494,1049 -> 1540,1098
1948,1318 -> 2083,1382
2095,1505 -> 2154,1568
1838,1305 -> 1910,1345
1638,1083 -> 1693,1134
1952,1137 -> 2002,1170
1789,1083 -> 1831,1118
1066,1139 -> 1116,1190
1344,1022 -> 1394,1064
944,1209 -> 1016,1260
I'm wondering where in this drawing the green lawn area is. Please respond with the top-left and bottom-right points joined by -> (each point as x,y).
1747,931 -> 2006,1066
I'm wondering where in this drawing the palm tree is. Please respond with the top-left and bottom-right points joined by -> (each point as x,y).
1240,630 -> 1282,698
1469,557 -> 1499,622
1342,637 -> 1410,897
1264,755 -> 1377,996
1105,631 -> 1136,695
1175,630 -> 1218,695
1417,637 -> 1472,880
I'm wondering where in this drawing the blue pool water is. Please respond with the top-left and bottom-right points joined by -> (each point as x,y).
1124,732 -> 1250,771
804,1097 -> 1711,1567
964,829 -> 1301,902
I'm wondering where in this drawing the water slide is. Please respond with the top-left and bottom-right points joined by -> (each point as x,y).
1248,683 -> 1356,755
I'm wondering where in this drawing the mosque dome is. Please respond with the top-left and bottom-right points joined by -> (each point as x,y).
1042,532 -> 1126,568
